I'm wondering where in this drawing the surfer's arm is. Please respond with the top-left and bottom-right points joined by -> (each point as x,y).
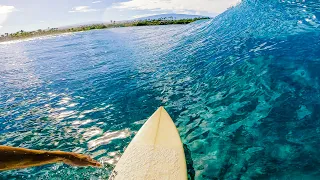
0,146 -> 101,171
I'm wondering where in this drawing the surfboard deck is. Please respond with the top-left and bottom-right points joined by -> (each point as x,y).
109,106 -> 187,180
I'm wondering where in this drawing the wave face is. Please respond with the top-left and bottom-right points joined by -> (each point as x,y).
1,0 -> 320,179
173,1 -> 320,179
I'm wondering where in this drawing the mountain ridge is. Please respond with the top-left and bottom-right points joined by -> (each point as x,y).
133,13 -> 211,21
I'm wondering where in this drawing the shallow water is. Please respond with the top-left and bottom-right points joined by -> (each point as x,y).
1,0 -> 320,179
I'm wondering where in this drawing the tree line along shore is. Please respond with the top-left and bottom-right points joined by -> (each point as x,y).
0,17 -> 210,42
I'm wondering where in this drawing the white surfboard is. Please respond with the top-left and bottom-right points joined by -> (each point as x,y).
109,106 -> 187,180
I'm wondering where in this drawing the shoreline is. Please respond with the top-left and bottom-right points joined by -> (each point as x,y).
0,18 -> 210,43
0,32 -> 75,44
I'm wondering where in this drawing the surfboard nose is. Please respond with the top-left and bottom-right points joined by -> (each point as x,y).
158,106 -> 165,111
111,107 -> 187,180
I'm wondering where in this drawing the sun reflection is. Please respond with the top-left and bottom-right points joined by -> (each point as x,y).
67,103 -> 78,107
0,43 -> 41,88
57,97 -> 72,105
92,149 -> 107,158
72,119 -> 93,126
78,114 -> 85,119
80,104 -> 112,115
82,127 -> 104,141
44,95 -> 81,122
87,129 -> 131,151
100,151 -> 122,166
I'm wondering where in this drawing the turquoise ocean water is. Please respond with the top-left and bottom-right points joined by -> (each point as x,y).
1,0 -> 320,179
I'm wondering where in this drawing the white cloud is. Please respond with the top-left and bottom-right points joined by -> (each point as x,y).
0,5 -> 15,26
0,25 -> 3,29
0,5 -> 15,14
132,13 -> 158,19
69,6 -> 99,13
92,1 -> 102,3
112,0 -> 241,14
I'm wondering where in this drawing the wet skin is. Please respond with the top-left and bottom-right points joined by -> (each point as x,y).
0,146 -> 101,171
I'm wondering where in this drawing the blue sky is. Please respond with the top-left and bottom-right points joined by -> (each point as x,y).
0,0 -> 240,34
